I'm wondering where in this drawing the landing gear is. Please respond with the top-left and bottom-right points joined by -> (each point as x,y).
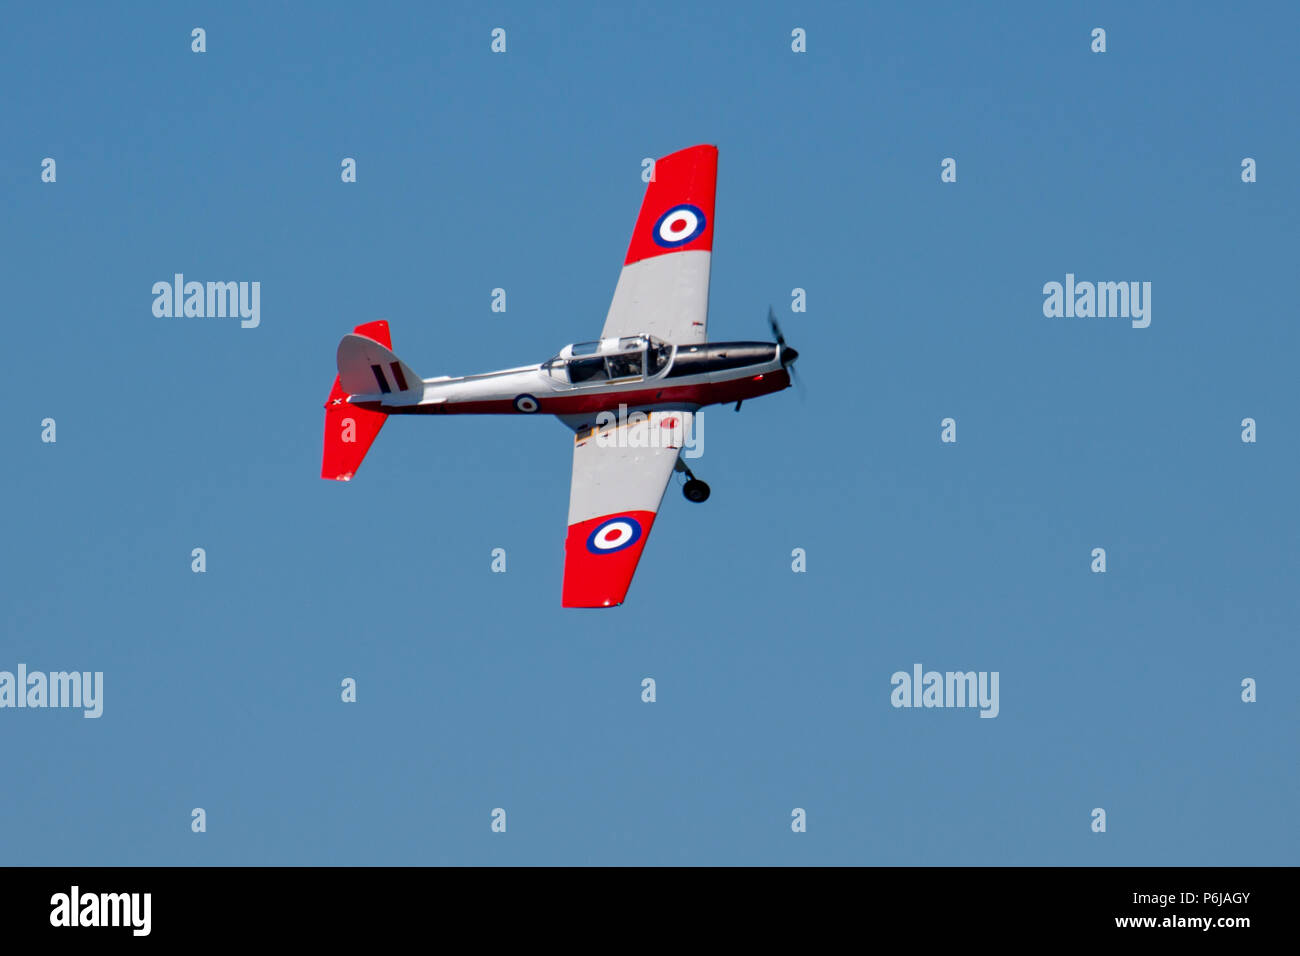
676,460 -> 711,503
683,479 -> 711,502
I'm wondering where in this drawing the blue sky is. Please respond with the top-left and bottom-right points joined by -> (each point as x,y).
2,1 -> 1296,865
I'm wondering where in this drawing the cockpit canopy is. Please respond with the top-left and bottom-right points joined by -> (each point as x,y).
543,334 -> 672,386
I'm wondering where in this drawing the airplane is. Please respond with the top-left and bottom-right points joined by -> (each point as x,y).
321,144 -> 800,607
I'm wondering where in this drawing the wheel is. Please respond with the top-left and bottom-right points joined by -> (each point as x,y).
683,479 -> 711,503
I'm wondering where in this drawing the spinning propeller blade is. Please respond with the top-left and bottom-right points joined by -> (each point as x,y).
767,306 -> 802,395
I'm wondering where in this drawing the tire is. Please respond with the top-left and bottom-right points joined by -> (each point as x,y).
683,479 -> 711,503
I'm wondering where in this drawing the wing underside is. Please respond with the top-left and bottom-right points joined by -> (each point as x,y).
562,411 -> 693,608
600,144 -> 717,346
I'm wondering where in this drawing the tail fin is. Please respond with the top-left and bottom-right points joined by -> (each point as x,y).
322,320 -> 393,481
336,332 -> 423,401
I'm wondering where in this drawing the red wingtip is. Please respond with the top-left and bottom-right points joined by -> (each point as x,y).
623,145 -> 718,266
561,510 -> 658,608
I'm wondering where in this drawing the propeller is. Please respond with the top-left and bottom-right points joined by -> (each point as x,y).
768,306 -> 786,347
768,306 -> 803,394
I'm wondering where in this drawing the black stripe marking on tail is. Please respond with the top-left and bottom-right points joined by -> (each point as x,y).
389,362 -> 409,391
371,364 -> 391,393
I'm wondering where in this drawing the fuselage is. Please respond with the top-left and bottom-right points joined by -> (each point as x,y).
352,335 -> 797,427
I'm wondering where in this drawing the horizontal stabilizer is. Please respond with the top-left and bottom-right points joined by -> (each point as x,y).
322,320 -> 394,481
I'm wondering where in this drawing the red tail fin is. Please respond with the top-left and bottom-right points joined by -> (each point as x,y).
322,320 -> 391,481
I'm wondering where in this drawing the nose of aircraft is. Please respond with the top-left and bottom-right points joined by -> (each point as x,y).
780,346 -> 799,366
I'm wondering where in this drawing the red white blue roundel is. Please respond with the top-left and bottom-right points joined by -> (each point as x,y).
586,516 -> 643,554
652,204 -> 706,248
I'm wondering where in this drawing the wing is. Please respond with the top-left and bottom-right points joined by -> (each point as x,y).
562,411 -> 692,607
599,144 -> 717,345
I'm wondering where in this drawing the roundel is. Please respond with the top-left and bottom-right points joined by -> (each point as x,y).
652,204 -> 707,248
586,516 -> 643,554
514,394 -> 540,413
